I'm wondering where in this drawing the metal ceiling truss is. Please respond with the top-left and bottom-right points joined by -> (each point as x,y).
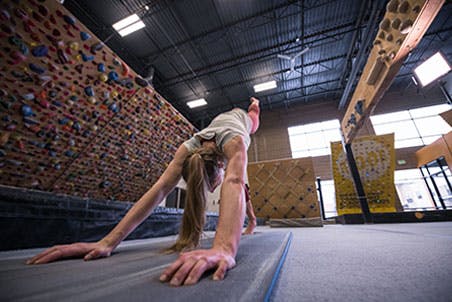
158,22 -> 357,88
141,0 -> 341,61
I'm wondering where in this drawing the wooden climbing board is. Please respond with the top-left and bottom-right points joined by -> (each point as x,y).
0,0 -> 196,201
247,157 -> 320,220
341,0 -> 444,144
331,134 -> 396,215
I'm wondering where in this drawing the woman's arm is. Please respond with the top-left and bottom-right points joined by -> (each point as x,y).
27,144 -> 189,264
248,97 -> 260,134
243,185 -> 257,235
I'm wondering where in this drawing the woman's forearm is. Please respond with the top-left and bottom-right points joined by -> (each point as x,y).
100,184 -> 169,249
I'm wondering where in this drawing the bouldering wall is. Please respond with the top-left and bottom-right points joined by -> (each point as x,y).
331,133 -> 397,215
247,157 -> 320,220
0,0 -> 196,201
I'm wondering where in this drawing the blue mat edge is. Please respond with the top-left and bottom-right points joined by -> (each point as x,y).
264,231 -> 293,302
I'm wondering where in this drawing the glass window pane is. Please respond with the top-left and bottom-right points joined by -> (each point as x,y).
422,135 -> 441,145
309,148 -> 330,157
320,119 -> 340,130
395,138 -> 423,148
414,116 -> 452,137
323,129 -> 342,144
289,133 -> 307,152
305,132 -> 326,149
302,122 -> 322,133
288,125 -> 304,136
409,104 -> 452,118
374,120 -> 418,140
370,110 -> 411,124
394,120 -> 420,139
292,150 -> 309,158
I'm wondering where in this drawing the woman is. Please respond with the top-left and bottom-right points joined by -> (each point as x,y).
27,97 -> 260,287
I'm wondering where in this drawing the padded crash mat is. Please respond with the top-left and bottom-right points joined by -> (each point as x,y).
0,231 -> 292,302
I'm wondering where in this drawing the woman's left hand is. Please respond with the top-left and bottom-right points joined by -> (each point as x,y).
159,248 -> 236,286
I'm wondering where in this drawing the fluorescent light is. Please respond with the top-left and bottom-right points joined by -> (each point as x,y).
113,14 -> 140,31
117,21 -> 145,37
414,52 -> 451,87
254,80 -> 277,93
187,98 -> 207,108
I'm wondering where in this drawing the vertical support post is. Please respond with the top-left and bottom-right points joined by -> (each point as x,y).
316,177 -> 326,220
345,143 -> 373,223
436,158 -> 452,194
425,166 -> 447,210
419,167 -> 439,209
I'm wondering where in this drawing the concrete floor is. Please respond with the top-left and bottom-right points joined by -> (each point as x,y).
268,222 -> 452,302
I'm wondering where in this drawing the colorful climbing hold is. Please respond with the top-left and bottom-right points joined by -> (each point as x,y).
97,63 -> 106,72
63,15 -> 76,26
80,31 -> 91,41
84,86 -> 94,97
108,71 -> 119,81
29,63 -> 46,74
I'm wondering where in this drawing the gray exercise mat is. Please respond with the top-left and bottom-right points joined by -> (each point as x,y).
0,231 -> 291,302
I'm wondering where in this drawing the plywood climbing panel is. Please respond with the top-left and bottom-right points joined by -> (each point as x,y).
247,158 -> 320,219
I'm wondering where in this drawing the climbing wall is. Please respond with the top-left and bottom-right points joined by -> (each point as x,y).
331,134 -> 396,215
247,157 -> 320,219
0,0 -> 196,201
341,0 -> 444,144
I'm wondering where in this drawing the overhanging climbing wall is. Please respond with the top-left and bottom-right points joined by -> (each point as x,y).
247,158 -> 320,219
0,0 -> 196,201
331,134 -> 396,215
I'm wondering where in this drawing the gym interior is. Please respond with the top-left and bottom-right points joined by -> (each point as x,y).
0,0 -> 451,301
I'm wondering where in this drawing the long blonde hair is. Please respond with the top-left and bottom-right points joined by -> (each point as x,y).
167,146 -> 224,252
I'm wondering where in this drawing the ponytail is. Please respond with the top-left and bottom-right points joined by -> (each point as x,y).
166,147 -> 223,253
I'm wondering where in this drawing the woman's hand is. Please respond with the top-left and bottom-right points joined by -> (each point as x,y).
242,219 -> 256,235
159,248 -> 236,286
26,240 -> 114,265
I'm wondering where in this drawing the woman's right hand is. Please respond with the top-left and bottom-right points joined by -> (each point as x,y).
26,240 -> 114,265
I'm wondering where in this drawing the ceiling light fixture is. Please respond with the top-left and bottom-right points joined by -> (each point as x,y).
187,98 -> 207,108
413,52 -> 451,87
253,81 -> 277,93
112,14 -> 146,37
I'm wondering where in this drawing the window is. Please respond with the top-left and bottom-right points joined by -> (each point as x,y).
370,104 -> 451,149
394,169 -> 436,210
288,119 -> 342,158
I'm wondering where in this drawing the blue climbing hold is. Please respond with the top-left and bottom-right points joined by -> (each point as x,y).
108,71 -> 119,81
97,63 -> 106,72
70,95 -> 78,102
91,42 -> 103,53
31,45 -> 49,57
63,15 -> 76,25
109,102 -> 119,113
65,150 -> 74,157
22,93 -> 35,101
21,105 -> 34,117
72,122 -> 81,131
59,117 -> 70,125
84,86 -> 94,97
80,31 -> 91,41
29,63 -> 46,74
80,51 -> 94,62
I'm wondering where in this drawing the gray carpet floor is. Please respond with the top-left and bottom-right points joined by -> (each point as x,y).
1,222 -> 451,302
269,222 -> 452,302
